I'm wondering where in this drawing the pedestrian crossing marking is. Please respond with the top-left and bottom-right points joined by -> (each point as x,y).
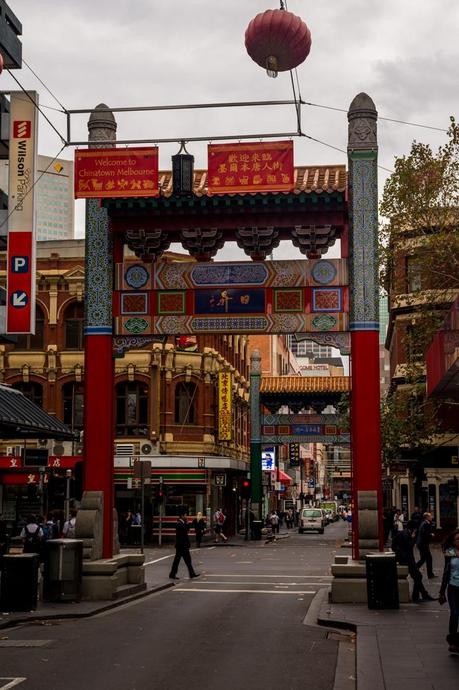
173,588 -> 317,594
0,680 -> 27,690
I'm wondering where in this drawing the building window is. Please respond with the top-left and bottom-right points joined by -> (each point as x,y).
116,382 -> 148,436
62,382 -> 84,430
406,255 -> 422,293
64,302 -> 84,349
174,382 -> 197,425
15,307 -> 45,350
12,382 -> 43,407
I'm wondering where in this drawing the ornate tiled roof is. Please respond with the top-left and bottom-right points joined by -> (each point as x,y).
260,376 -> 350,394
158,165 -> 346,198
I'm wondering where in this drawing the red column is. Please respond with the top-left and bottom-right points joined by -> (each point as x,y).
84,336 -> 114,558
351,330 -> 383,558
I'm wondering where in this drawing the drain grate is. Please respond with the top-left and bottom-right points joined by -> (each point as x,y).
0,640 -> 52,647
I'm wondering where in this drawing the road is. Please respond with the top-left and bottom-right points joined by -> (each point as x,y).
0,521 -> 349,690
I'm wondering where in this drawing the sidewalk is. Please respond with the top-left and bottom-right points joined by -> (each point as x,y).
0,547 -> 176,630
317,545 -> 458,690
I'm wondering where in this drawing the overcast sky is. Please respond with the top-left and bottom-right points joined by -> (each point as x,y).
5,0 -> 459,255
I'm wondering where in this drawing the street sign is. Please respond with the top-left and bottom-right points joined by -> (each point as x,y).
133,459 -> 151,481
308,478 -> 315,488
214,473 -> 226,487
6,91 -> 38,334
198,457 -> 205,468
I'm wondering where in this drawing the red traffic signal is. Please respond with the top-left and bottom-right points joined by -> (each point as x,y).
241,479 -> 251,499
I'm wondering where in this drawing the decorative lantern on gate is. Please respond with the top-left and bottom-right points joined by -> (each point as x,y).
245,5 -> 312,78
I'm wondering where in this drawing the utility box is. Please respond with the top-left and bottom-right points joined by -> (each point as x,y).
365,553 -> 399,609
0,553 -> 39,611
43,539 -> 83,602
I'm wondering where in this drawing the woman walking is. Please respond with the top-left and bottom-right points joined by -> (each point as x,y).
192,512 -> 207,547
439,529 -> 459,655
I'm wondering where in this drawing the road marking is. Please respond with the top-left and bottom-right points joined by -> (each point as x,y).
0,640 -> 51,647
0,680 -> 27,690
173,588 -> 316,594
202,574 -> 332,579
144,546 -> 215,566
199,580 -> 324,586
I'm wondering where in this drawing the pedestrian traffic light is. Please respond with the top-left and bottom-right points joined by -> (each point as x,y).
241,479 -> 251,499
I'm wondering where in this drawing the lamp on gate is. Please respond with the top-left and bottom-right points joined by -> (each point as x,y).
172,140 -> 194,196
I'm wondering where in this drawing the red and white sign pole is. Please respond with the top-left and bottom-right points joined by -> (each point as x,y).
6,91 -> 38,334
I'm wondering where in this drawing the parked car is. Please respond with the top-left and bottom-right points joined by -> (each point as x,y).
298,508 -> 325,534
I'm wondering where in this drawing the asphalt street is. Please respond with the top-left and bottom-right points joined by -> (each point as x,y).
0,521 -> 349,690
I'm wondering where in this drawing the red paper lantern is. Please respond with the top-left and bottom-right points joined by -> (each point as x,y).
245,8 -> 312,78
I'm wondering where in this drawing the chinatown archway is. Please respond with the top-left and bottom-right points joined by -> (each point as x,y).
81,94 -> 381,560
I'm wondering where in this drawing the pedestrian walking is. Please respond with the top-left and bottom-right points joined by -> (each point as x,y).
192,512 -> 207,547
43,512 -> 59,541
392,520 -> 434,603
438,529 -> 459,655
20,515 -> 43,554
392,509 -> 404,536
286,508 -> 294,529
416,512 -> 436,578
269,510 -> 280,534
410,506 -> 423,533
213,508 -> 227,543
169,508 -> 199,580
62,509 -> 77,538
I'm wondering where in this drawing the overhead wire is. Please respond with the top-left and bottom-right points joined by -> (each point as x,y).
0,142 -> 67,231
22,57 -> 68,113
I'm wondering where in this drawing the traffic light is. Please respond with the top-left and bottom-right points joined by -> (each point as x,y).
289,443 -> 300,467
241,478 -> 251,499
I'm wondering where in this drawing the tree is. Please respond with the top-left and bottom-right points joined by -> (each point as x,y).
379,118 -> 459,462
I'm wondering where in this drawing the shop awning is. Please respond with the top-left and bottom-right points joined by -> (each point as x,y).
0,384 -> 76,440
278,469 -> 292,484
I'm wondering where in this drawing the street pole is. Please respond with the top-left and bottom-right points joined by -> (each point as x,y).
64,469 -> 72,522
158,475 -> 163,546
249,350 -> 262,520
140,479 -> 145,555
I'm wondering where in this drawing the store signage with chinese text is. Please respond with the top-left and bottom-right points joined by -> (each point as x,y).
6,91 -> 38,334
218,371 -> 233,440
208,141 -> 294,195
74,147 -> 159,199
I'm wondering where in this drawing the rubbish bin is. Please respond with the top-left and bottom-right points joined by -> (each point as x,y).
43,539 -> 83,602
252,520 -> 263,541
365,553 -> 399,610
0,553 -> 40,611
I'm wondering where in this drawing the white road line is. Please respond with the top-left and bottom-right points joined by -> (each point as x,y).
173,588 -> 316,594
144,546 -> 215,565
199,580 -> 324,586
0,680 -> 27,690
201,574 -> 332,579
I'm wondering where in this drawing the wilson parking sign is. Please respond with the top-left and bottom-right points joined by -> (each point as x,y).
6,91 -> 38,334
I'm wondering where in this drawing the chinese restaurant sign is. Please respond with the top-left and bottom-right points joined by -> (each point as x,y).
208,141 -> 294,195
218,371 -> 233,441
74,147 -> 159,199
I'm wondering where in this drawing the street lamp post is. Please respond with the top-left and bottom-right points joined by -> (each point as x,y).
64,469 -> 72,522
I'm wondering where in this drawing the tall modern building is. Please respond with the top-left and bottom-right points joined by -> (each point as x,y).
35,155 -> 74,240
0,155 -> 74,241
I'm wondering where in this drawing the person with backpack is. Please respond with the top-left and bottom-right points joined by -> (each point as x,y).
213,508 -> 227,543
43,512 -> 59,541
62,509 -> 77,538
20,515 -> 43,554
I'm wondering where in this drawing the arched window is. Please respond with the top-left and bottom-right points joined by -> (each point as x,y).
16,306 -> 44,350
116,382 -> 148,436
62,382 -> 84,430
174,382 -> 197,425
12,382 -> 43,407
64,302 -> 84,349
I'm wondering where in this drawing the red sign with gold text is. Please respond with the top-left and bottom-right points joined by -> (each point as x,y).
208,141 -> 294,195
74,147 -> 159,199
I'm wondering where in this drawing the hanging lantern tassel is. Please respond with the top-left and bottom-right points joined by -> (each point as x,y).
245,8 -> 312,78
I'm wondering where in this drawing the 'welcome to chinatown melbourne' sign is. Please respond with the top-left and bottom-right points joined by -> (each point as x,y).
74,147 -> 159,199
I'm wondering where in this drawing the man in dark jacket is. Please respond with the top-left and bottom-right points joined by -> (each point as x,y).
169,509 -> 199,580
393,520 -> 434,602
416,512 -> 436,578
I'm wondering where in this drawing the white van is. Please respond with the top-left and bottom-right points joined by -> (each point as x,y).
298,508 -> 325,534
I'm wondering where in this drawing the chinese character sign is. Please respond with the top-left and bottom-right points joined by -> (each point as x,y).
208,141 -> 294,195
74,147 -> 159,199
218,371 -> 233,441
